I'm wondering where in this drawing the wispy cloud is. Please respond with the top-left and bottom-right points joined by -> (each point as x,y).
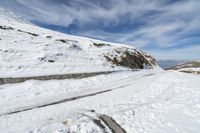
148,44 -> 200,60
0,0 -> 199,60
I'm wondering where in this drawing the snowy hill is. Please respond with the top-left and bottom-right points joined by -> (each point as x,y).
168,60 -> 200,74
1,7 -> 200,133
0,8 -> 156,78
157,60 -> 186,69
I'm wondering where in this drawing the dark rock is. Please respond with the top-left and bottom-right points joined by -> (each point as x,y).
0,25 -> 14,30
46,36 -> 52,39
104,48 -> 156,69
48,60 -> 55,63
55,39 -> 67,43
93,42 -> 110,47
90,110 -> 95,112
38,57 -> 46,61
17,29 -> 39,36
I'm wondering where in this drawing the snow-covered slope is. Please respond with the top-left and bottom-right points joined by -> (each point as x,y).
0,7 -> 200,133
0,9 -> 156,78
168,60 -> 200,74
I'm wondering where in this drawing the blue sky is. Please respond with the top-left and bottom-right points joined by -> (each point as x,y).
0,0 -> 200,60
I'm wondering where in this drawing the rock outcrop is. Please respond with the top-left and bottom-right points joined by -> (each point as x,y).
104,47 -> 156,69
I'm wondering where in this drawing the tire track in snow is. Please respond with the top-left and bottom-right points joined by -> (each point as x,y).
0,84 -> 130,117
0,72 -> 155,117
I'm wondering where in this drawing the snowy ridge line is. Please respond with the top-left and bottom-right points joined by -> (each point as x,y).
0,70 -> 124,85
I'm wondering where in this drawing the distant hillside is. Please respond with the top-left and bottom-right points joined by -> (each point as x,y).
157,60 -> 187,69
167,60 -> 200,74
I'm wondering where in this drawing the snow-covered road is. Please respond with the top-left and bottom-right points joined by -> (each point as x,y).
0,70 -> 200,133
0,70 -> 155,116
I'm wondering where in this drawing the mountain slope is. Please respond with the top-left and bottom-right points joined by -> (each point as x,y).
1,7 -> 200,133
167,60 -> 200,74
0,8 -> 156,78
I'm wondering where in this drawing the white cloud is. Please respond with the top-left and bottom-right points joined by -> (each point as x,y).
147,45 -> 200,60
0,0 -> 199,60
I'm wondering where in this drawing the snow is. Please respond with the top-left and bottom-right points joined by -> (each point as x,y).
0,70 -> 157,115
0,9 -> 149,78
0,21 -> 123,77
0,70 -> 200,133
179,67 -> 200,72
1,6 -> 200,133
